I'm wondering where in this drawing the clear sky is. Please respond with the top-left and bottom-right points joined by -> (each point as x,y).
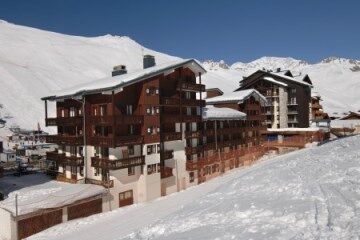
1,0 -> 359,64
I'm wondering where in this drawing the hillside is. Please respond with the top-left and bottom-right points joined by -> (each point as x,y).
0,20 -> 359,135
29,135 -> 360,240
0,20 -> 178,132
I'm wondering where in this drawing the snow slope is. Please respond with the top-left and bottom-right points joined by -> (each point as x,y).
30,135 -> 360,240
203,57 -> 360,118
0,20 -> 178,130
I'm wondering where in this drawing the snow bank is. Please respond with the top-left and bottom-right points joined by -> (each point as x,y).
29,135 -> 360,240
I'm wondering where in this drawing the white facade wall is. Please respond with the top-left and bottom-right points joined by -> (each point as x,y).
279,87 -> 288,128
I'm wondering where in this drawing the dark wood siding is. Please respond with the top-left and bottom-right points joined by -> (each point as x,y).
68,198 -> 102,221
17,209 -> 62,240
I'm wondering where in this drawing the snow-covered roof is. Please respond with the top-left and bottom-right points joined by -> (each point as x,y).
206,89 -> 267,105
202,105 -> 246,120
43,59 -> 206,100
267,127 -> 321,132
0,181 -> 106,216
268,71 -> 313,87
263,77 -> 288,87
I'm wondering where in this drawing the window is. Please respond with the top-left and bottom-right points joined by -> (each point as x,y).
126,105 -> 133,115
185,91 -> 191,99
147,144 -> 156,155
79,167 -> 84,176
129,125 -> 134,135
61,165 -> 66,173
146,88 -> 150,94
128,166 -> 135,176
101,147 -> 109,158
70,146 -> 77,156
147,164 -> 157,175
146,107 -> 151,115
94,167 -> 100,176
155,89 -> 159,95
94,146 -> 100,157
100,105 -> 107,116
61,109 -> 65,118
128,145 -> 134,155
71,166 -> 77,175
189,172 -> 195,183
186,107 -> 191,116
290,97 -> 297,104
157,144 -> 161,153
69,107 -> 76,117
291,88 -> 297,94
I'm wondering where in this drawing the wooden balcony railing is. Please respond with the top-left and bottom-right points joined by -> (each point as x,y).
85,178 -> 114,188
56,173 -> 79,184
178,82 -> 205,92
88,115 -> 143,125
162,132 -> 182,141
46,151 -> 84,166
162,115 -> 201,123
46,135 -> 84,145
181,99 -> 206,107
160,150 -> 173,161
244,103 -> 260,111
185,131 -> 202,138
185,145 -> 204,155
161,97 -> 180,106
46,116 -> 83,126
90,135 -> 143,147
91,156 -> 145,170
160,166 -> 173,179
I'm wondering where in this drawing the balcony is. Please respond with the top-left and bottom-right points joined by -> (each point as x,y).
57,173 -> 80,184
288,119 -> 299,124
287,111 -> 298,115
186,161 -> 198,171
247,115 -> 266,121
287,102 -> 298,106
160,166 -> 173,179
185,145 -> 203,155
89,115 -> 143,125
46,116 -> 83,126
177,82 -> 205,92
90,135 -> 143,147
161,97 -> 180,106
181,99 -> 206,107
162,132 -> 182,141
312,103 -> 322,109
46,151 -> 84,166
46,135 -> 84,146
91,155 -> 145,170
185,131 -> 202,138
182,115 -> 202,122
85,178 -> 114,188
162,114 -> 201,123
160,150 -> 173,161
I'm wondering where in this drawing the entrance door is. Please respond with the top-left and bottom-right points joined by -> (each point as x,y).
119,190 -> 134,207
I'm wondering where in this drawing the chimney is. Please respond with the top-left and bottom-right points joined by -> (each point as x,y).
143,55 -> 156,69
276,68 -> 281,72
112,65 -> 127,77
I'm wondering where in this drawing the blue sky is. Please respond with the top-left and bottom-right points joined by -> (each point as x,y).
1,0 -> 359,64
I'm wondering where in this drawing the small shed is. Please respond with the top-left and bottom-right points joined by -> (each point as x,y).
0,181 -> 107,240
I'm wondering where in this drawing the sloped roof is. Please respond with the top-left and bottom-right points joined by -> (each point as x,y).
206,89 -> 267,105
42,59 -> 206,101
202,105 -> 246,120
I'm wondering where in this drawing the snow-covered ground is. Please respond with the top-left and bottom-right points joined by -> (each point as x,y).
29,135 -> 360,240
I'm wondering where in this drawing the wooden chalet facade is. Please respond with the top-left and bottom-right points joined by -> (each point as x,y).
310,93 -> 329,121
42,57 -> 269,209
236,69 -> 312,129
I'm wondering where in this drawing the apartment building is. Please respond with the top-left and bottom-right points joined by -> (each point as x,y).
236,69 -> 312,128
42,56 -> 269,209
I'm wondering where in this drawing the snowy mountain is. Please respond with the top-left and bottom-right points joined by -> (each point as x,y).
0,20 -> 359,136
0,20 -> 178,132
203,56 -> 360,117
